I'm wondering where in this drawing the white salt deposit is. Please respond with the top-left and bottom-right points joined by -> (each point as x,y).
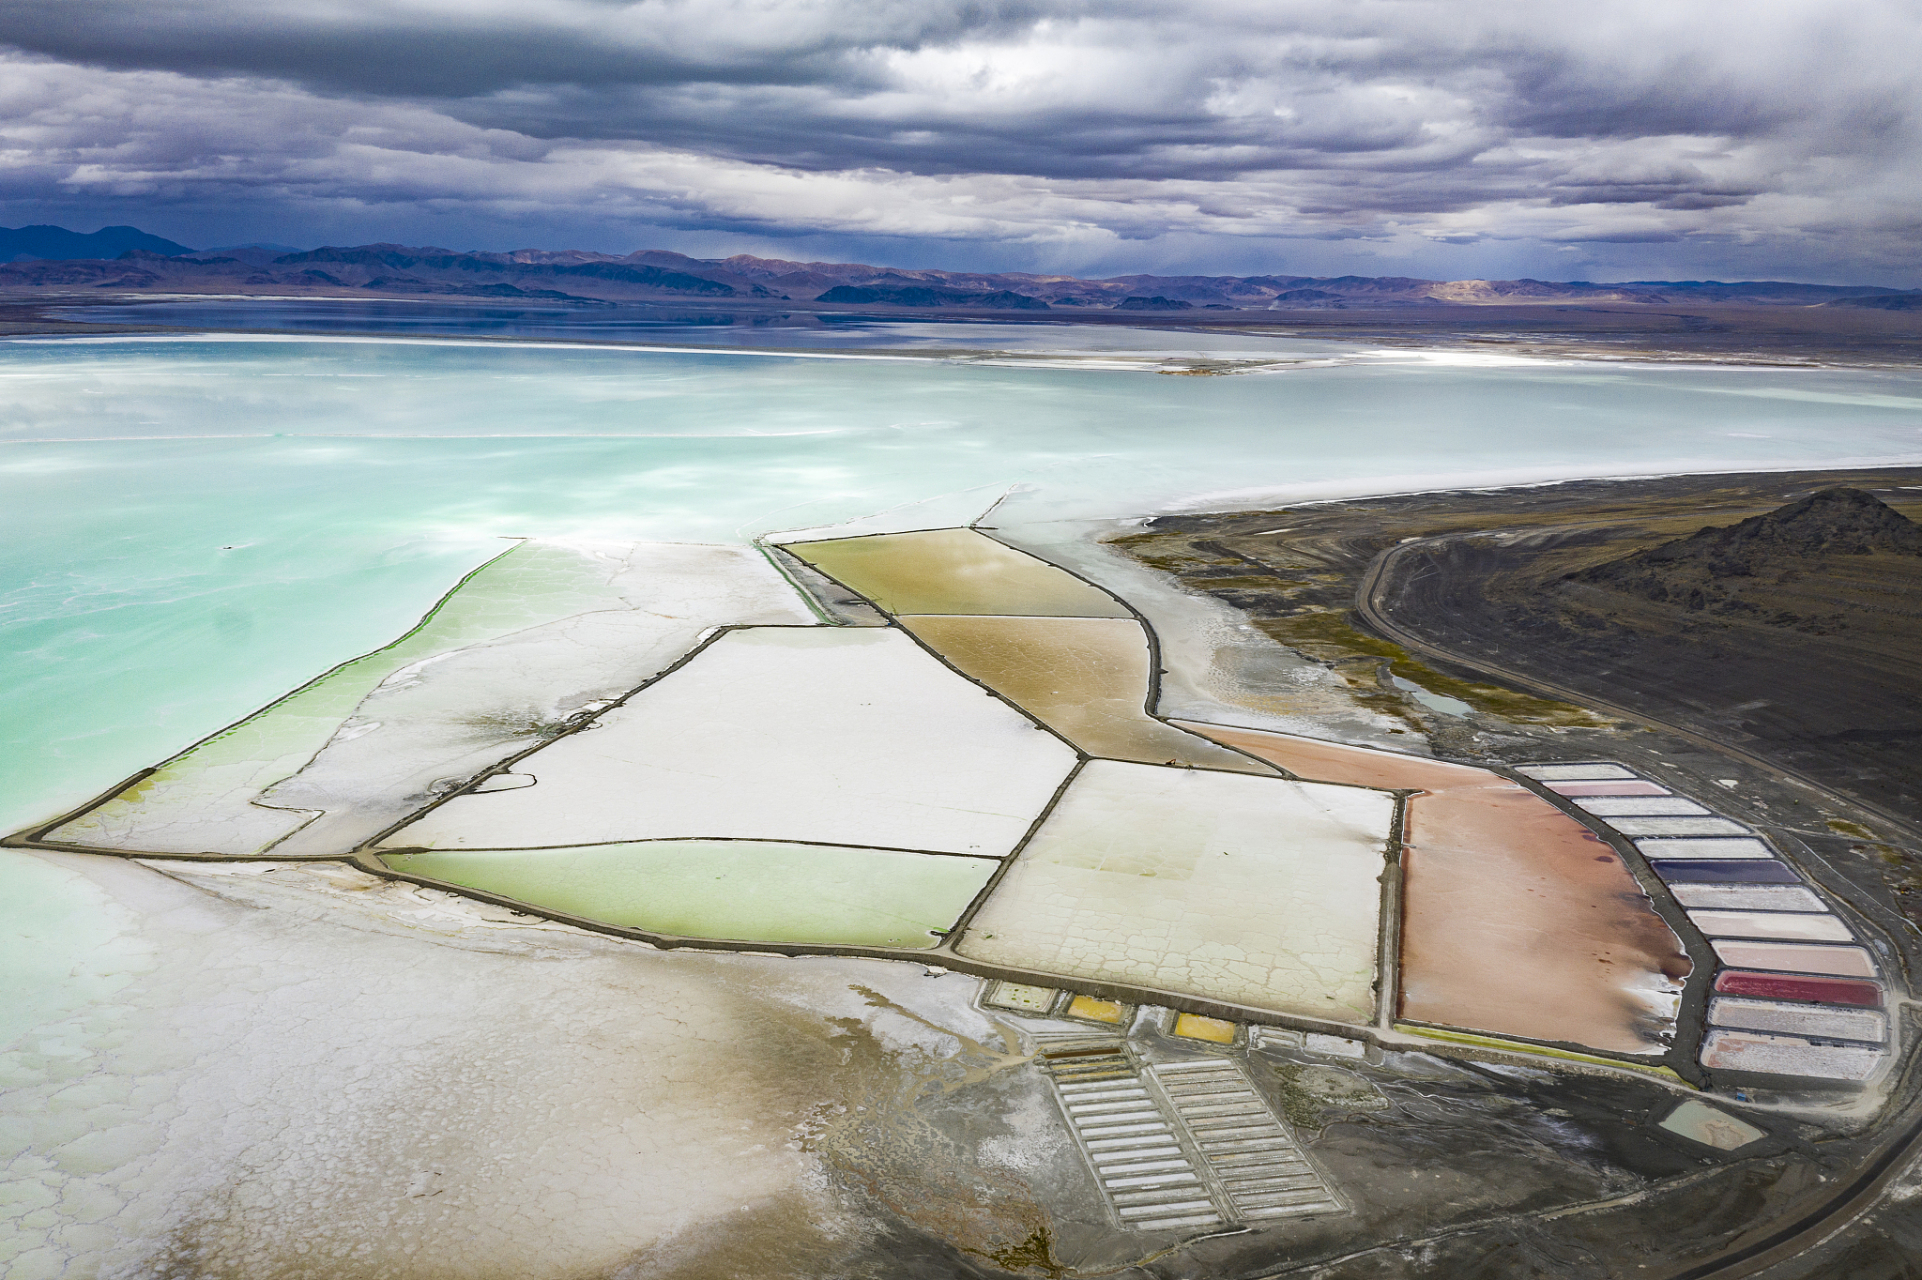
1667,884 -> 1827,912
1686,910 -> 1854,943
956,760 -> 1392,1022
1708,997 -> 1887,1043
1609,817 -> 1752,837
0,851 -> 943,1278
1574,797 -> 1714,817
386,626 -> 1078,857
1700,1030 -> 1884,1081
48,542 -> 816,857
1632,837 -> 1778,860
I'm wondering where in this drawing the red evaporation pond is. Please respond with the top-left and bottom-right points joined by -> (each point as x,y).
1546,780 -> 1670,797
1713,971 -> 1883,1007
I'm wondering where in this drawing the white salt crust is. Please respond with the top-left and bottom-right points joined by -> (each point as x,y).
5,851 -> 1050,1279
1708,940 -> 1876,978
1700,1030 -> 1884,1081
957,760 -> 1393,1022
1608,817 -> 1751,837
1667,884 -> 1826,912
1632,838 -> 1776,861
1573,796 -> 1713,818
1707,997 -> 1887,1043
1516,764 -> 1636,781
387,626 -> 1078,857
1686,911 -> 1853,943
50,542 -> 817,857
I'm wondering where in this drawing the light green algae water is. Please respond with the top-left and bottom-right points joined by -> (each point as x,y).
380,841 -> 998,947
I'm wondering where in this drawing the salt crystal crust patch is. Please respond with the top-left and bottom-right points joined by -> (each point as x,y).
386,626 -> 1078,857
1707,997 -> 1886,1043
958,760 -> 1392,1023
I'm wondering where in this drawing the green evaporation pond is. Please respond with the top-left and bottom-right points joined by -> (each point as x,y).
379,840 -> 999,948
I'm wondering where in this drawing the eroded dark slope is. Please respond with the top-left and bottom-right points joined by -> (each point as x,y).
1570,487 -> 1922,624
1429,489 -> 1922,823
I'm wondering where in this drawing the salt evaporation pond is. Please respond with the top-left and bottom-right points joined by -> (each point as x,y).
5,322 -> 1921,1273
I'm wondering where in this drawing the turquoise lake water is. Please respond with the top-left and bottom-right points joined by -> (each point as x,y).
5,329 -> 1922,835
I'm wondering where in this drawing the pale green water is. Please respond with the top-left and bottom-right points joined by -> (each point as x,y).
381,841 -> 998,947
5,332 -> 1922,837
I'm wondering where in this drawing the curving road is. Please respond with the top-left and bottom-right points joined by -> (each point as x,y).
1356,532 -> 1922,1280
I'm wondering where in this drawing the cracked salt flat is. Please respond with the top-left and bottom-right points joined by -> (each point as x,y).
900,615 -> 1273,773
0,849 -> 1038,1280
380,840 -> 999,948
957,760 -> 1392,1022
785,527 -> 1132,617
384,626 -> 1078,856
48,541 -> 814,856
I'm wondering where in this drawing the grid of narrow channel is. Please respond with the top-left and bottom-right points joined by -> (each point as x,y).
1147,1060 -> 1343,1221
1038,1044 -> 1225,1231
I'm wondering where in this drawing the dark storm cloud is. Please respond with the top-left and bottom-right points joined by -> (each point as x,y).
0,0 -> 1047,95
0,0 -> 1916,280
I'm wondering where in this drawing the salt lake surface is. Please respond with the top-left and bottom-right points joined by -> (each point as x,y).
7,326 -> 1922,837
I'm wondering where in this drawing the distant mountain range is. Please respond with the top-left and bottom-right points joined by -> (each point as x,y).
2,225 -> 1918,311
1,223 -> 193,262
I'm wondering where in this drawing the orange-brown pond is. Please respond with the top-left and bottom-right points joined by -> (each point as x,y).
785,528 -> 1131,617
904,617 -> 1271,772
1172,721 -> 1488,791
1177,721 -> 1692,1055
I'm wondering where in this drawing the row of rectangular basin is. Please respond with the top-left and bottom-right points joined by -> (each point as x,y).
1518,763 -> 1891,1083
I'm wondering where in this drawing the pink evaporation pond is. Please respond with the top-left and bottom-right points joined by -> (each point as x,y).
1546,781 -> 1670,797
1176,721 -> 1692,1054
1715,971 -> 1882,1007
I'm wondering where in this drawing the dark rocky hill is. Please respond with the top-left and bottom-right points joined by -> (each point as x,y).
1571,488 -> 1922,624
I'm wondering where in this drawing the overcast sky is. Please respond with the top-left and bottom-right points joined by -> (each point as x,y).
1,0 -> 1917,283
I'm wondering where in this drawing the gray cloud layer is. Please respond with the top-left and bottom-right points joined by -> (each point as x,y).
0,0 -> 1917,280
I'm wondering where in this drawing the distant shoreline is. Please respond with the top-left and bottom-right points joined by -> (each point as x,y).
6,291 -> 1922,370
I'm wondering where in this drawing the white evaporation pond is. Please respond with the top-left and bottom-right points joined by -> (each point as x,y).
48,542 -> 814,857
957,760 -> 1393,1022
383,626 -> 1079,857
